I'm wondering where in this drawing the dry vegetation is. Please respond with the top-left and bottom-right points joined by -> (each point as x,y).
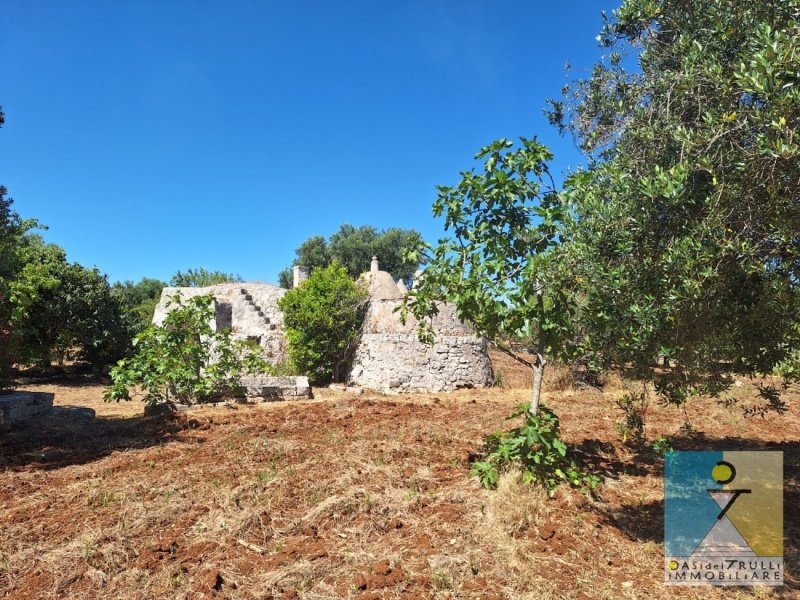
0,352 -> 797,599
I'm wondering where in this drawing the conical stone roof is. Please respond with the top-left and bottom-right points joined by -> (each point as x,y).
358,256 -> 404,301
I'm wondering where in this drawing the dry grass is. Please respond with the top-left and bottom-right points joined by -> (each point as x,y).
485,470 -> 550,538
489,349 -> 575,393
0,377 -> 797,599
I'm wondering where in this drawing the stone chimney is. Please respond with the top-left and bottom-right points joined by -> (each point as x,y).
370,256 -> 379,273
292,265 -> 309,288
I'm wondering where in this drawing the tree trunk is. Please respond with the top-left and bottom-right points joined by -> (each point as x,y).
530,352 -> 546,416
529,289 -> 547,417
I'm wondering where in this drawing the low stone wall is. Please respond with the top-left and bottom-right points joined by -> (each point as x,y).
239,376 -> 312,400
348,334 -> 493,393
143,376 -> 313,415
0,392 -> 55,426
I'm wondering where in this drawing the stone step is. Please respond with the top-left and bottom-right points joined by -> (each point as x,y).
237,289 -> 273,327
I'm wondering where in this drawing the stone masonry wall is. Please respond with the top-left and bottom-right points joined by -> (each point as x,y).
348,299 -> 493,392
348,333 -> 492,392
0,392 -> 54,426
153,283 -> 494,393
153,283 -> 288,364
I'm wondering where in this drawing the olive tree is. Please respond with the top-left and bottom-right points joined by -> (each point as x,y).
549,0 -> 800,418
277,225 -> 421,288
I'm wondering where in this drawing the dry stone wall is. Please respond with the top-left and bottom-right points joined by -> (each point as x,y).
0,392 -> 54,426
153,275 -> 494,394
154,283 -> 288,363
349,333 -> 492,392
348,299 -> 493,392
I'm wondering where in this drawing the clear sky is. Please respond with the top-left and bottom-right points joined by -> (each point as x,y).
1,1 -> 617,285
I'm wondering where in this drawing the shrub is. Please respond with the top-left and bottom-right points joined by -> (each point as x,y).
470,403 -> 599,496
10,237 -> 134,371
104,294 -> 270,405
615,390 -> 648,446
277,262 -> 367,384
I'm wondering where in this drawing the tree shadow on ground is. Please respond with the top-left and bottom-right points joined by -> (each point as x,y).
571,438 -> 657,480
12,363 -> 109,385
0,410 -> 197,471
586,435 -> 799,592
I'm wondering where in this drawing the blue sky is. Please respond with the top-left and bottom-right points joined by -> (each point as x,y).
1,1 -> 618,284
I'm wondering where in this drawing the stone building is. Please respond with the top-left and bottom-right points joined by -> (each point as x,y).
152,283 -> 289,363
153,259 -> 493,392
347,257 -> 493,392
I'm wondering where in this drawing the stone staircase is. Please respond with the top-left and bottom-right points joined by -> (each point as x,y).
239,288 -> 276,330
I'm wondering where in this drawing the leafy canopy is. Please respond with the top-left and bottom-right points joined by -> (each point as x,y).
403,138 -> 567,343
111,278 -> 167,333
550,0 -> 800,410
8,233 -> 132,370
278,262 -> 367,384
278,224 -> 421,288
0,185 -> 22,388
171,267 -> 243,288
471,404 -> 598,495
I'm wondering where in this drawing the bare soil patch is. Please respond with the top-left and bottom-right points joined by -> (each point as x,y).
0,366 -> 797,598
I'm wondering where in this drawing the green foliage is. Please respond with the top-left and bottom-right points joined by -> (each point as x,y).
294,235 -> 331,272
0,187 -> 19,389
277,263 -> 367,384
652,435 -> 674,457
104,294 -> 271,405
0,188 -> 23,285
401,137 -> 574,414
0,107 -> 26,389
170,268 -> 243,287
278,224 -> 421,288
8,234 -> 132,370
549,0 -> 800,413
111,278 -> 166,332
55,265 -> 132,369
402,138 -> 567,341
470,404 -> 599,496
615,390 -> 648,446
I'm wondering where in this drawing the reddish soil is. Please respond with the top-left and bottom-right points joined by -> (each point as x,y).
0,362 -> 797,599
